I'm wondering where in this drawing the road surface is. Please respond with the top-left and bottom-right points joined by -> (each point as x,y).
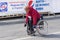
0,15 -> 60,40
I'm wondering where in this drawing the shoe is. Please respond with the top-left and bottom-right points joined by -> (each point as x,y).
30,33 -> 36,36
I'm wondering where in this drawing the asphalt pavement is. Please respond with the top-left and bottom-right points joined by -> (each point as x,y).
0,15 -> 60,40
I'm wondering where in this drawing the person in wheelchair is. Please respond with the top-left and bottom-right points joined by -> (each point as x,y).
24,6 -> 43,35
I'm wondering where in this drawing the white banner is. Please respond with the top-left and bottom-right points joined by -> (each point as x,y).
0,0 -> 50,13
50,0 -> 60,13
0,0 -> 29,13
33,0 -> 50,12
1,0 -> 59,16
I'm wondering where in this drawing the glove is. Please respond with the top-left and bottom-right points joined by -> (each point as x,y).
24,23 -> 27,27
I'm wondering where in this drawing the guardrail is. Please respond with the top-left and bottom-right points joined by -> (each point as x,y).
0,14 -> 25,19
0,12 -> 57,19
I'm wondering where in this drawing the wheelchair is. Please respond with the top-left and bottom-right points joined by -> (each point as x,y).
26,16 -> 48,36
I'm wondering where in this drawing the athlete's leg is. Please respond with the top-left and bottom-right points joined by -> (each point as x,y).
27,19 -> 35,35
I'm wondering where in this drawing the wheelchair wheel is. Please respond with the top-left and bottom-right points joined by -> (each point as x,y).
36,20 -> 48,36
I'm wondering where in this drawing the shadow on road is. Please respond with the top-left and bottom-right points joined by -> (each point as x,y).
41,34 -> 60,38
34,33 -> 60,38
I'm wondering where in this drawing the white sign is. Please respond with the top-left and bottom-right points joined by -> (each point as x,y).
0,0 -> 29,13
33,0 -> 50,12
0,0 -> 60,16
0,0 -> 29,16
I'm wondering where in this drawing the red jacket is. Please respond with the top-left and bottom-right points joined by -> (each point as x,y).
26,7 -> 41,25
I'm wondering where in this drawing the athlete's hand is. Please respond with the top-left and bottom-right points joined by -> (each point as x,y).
24,23 -> 26,27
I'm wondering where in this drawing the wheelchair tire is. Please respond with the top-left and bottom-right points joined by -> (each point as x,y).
36,20 -> 48,36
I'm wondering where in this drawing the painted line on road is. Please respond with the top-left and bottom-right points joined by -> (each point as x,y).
13,32 -> 60,40
48,31 -> 60,35
12,36 -> 34,40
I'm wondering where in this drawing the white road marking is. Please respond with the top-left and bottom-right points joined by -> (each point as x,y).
13,32 -> 60,40
48,32 -> 60,35
13,36 -> 34,40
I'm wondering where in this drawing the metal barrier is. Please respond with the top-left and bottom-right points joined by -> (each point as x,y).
0,14 -> 24,19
